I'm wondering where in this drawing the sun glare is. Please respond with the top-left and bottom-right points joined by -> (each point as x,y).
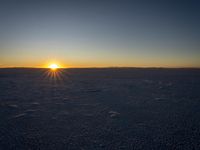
49,64 -> 59,70
44,63 -> 65,82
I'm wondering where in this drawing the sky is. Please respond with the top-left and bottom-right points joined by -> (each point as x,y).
0,0 -> 200,68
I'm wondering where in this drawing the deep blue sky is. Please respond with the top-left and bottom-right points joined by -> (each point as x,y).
0,0 -> 200,67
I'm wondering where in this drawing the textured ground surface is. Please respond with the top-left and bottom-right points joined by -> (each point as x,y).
0,68 -> 200,150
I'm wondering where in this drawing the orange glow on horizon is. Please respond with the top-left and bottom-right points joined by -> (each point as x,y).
0,60 -> 199,68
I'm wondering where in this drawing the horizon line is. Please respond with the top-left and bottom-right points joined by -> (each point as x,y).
0,66 -> 200,69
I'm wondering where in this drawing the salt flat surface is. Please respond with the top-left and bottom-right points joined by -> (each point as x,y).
0,68 -> 200,150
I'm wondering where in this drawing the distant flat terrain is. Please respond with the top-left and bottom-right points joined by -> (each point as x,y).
0,68 -> 200,150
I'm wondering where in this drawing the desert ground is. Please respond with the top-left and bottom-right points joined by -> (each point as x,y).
0,68 -> 200,150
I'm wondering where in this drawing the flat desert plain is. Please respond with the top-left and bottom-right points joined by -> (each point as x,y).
0,68 -> 200,149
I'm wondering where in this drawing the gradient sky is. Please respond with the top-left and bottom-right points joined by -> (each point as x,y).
0,0 -> 200,68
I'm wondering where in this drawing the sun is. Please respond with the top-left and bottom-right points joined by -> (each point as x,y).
49,64 -> 59,70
